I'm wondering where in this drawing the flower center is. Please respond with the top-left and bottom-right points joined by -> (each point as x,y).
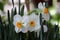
30,20 -> 35,27
16,22 -> 23,28
44,8 -> 49,14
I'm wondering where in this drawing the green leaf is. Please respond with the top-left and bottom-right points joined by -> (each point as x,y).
18,0 -> 21,15
39,13 -> 44,40
0,0 -> 6,11
14,8 -> 17,15
28,32 -> 36,40
28,9 -> 42,15
7,10 -> 10,24
11,8 -> 14,22
20,5 -> 24,16
0,2 -> 4,11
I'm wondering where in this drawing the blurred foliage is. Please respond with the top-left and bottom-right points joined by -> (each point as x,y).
0,2 -> 4,11
0,0 -> 6,11
52,13 -> 60,21
28,9 -> 42,15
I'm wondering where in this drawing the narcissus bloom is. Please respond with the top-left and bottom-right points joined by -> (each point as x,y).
13,14 -> 28,33
38,2 -> 50,21
27,13 -> 41,32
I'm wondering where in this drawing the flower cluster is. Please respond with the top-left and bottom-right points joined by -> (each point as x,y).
13,13 -> 41,33
12,2 -> 49,33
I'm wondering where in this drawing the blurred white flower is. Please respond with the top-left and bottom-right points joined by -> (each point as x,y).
13,14 -> 28,33
13,14 -> 23,33
0,0 -> 2,2
27,13 -> 41,32
38,2 -> 50,21
38,2 -> 43,11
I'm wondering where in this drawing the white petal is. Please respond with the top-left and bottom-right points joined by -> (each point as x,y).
43,2 -> 45,9
13,14 -> 22,21
29,13 -> 37,20
38,2 -> 43,10
15,26 -> 22,33
14,0 -> 18,4
22,15 -> 29,28
28,26 -> 35,32
43,25 -> 48,32
34,25 -> 41,31
42,13 -> 50,21
36,29 -> 41,37
22,15 -> 29,23
22,27 -> 28,33
34,21 -> 41,31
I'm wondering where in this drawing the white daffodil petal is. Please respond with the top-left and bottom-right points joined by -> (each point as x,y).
34,20 -> 40,31
22,27 -> 28,33
34,25 -> 41,31
15,26 -> 21,33
36,29 -> 41,37
28,26 -> 34,32
14,14 -> 22,21
22,15 -> 29,23
22,15 -> 29,28
29,13 -> 37,19
43,25 -> 48,32
38,2 -> 43,10
42,13 -> 50,21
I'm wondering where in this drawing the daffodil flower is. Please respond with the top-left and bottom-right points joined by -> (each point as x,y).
38,2 -> 50,21
13,14 -> 28,33
27,13 -> 41,32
